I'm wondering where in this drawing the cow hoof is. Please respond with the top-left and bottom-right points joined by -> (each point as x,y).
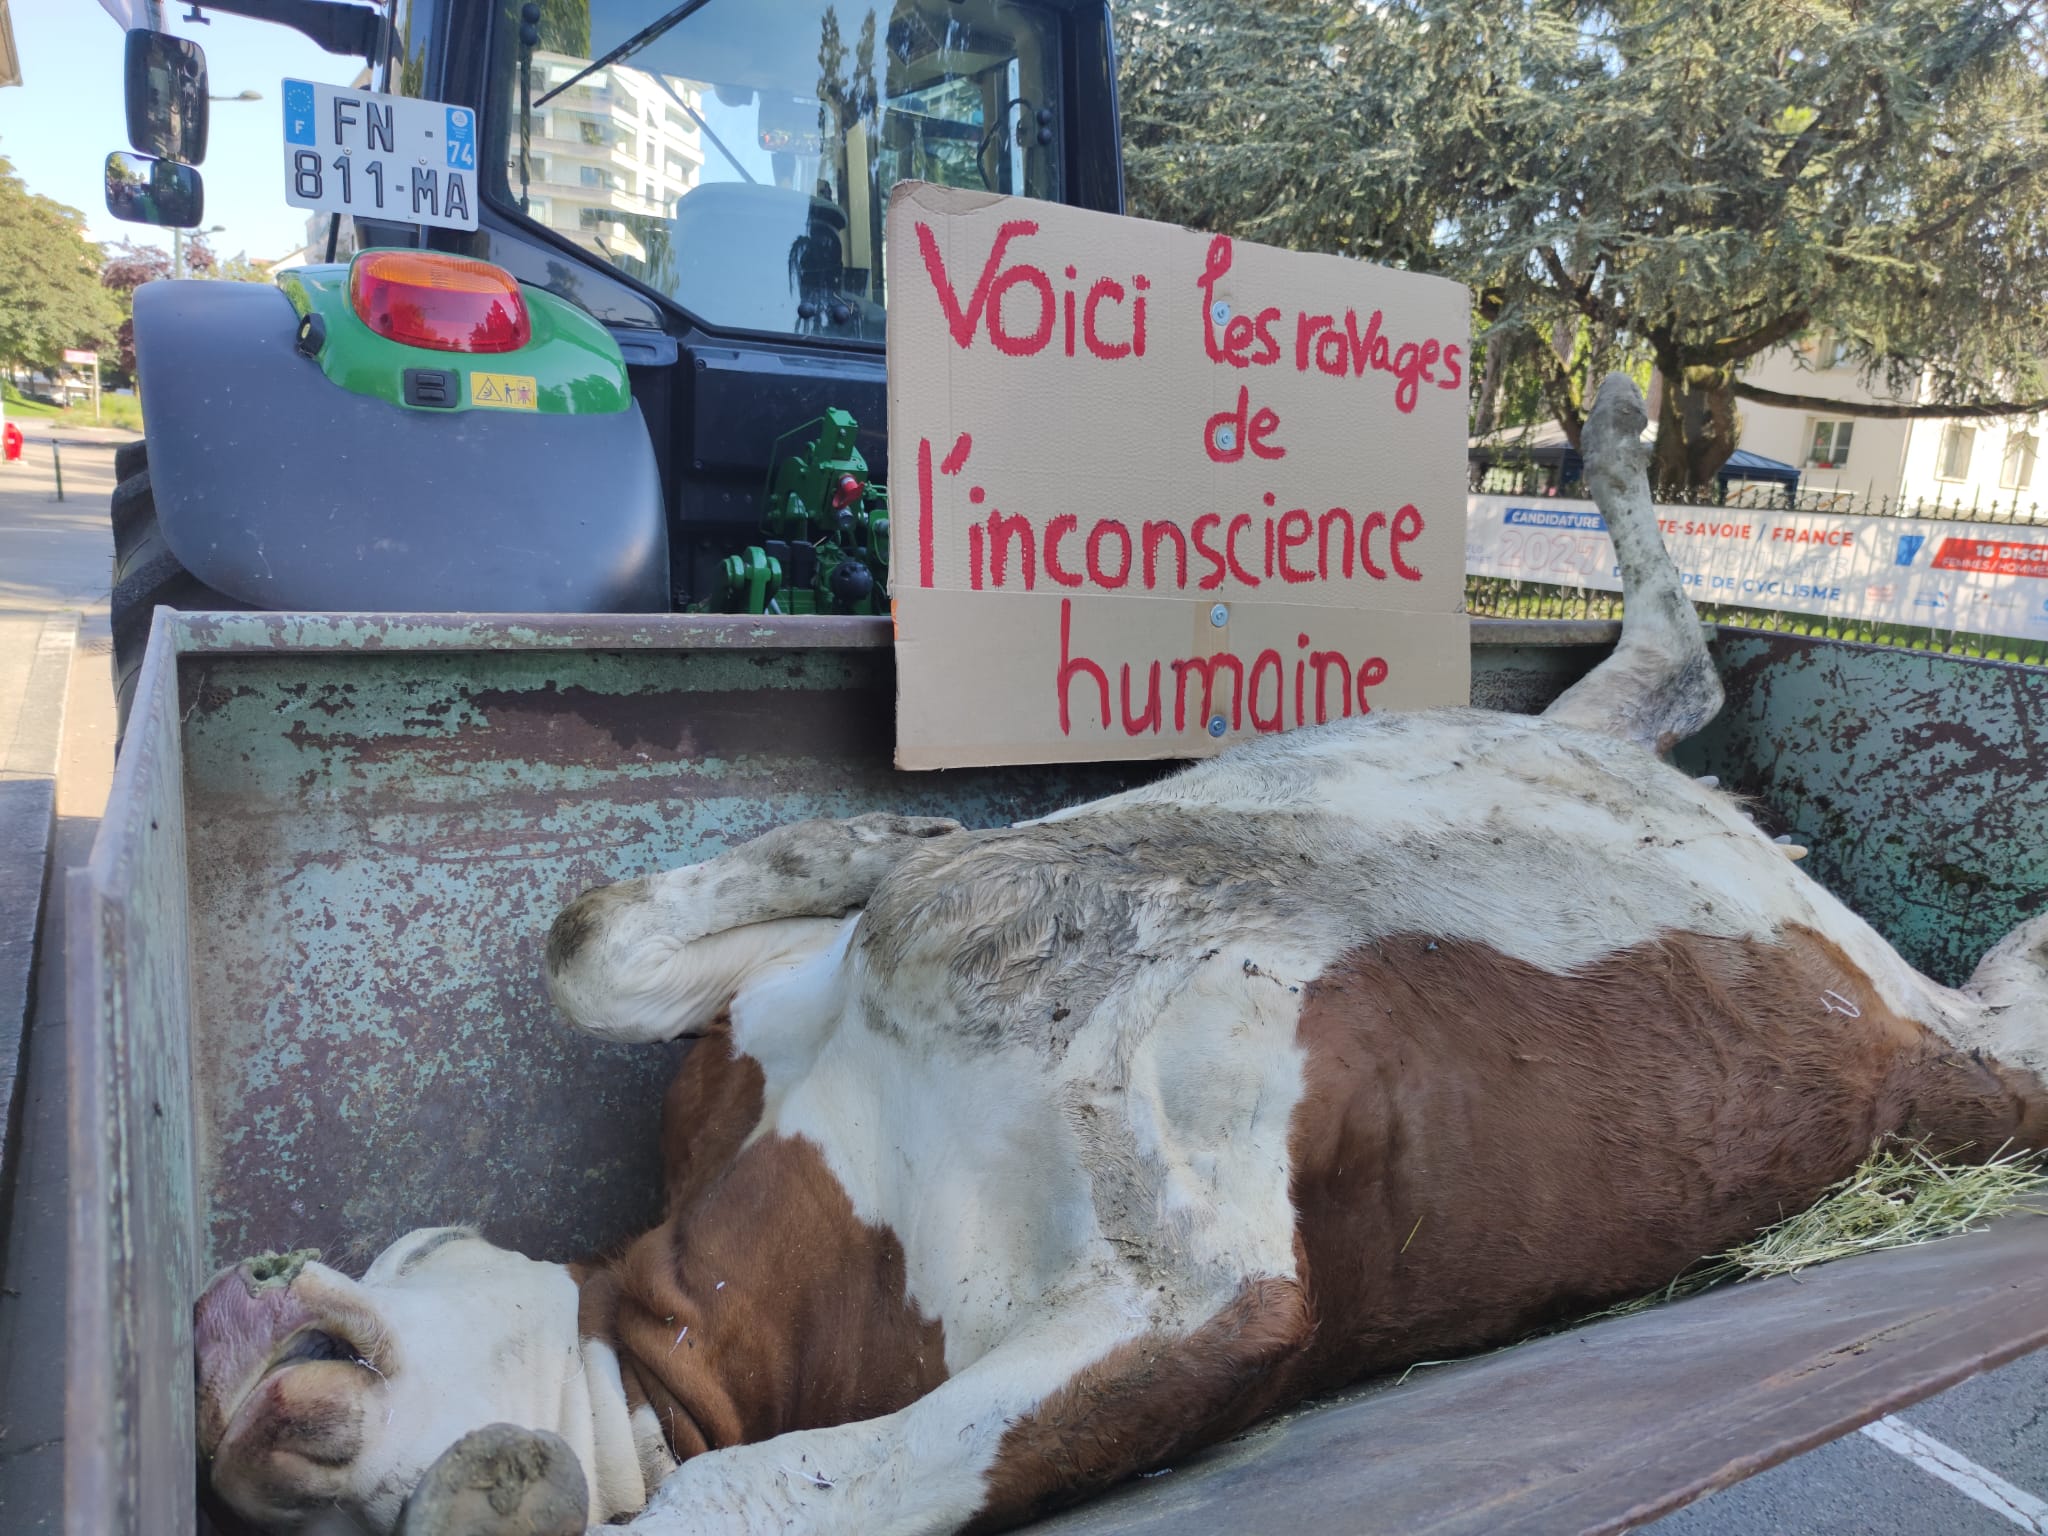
396,1424 -> 588,1536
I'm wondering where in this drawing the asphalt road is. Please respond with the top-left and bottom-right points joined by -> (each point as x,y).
0,428 -> 2041,1535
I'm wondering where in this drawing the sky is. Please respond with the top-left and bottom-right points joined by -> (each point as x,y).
2,0 -> 364,263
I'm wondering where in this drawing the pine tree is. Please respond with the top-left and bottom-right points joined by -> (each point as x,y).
1119,0 -> 2048,488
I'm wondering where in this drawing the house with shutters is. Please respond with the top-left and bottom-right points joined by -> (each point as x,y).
1736,338 -> 2042,516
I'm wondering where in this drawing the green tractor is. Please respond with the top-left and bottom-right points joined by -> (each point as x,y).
100,0 -> 1127,731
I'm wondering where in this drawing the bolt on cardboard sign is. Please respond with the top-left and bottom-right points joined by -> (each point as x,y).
888,183 -> 1473,770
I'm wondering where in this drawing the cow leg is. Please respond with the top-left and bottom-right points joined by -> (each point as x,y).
1962,910 -> 2048,1089
1541,372 -> 1724,756
620,1280 -> 1308,1536
395,1424 -> 588,1536
546,814 -> 961,1043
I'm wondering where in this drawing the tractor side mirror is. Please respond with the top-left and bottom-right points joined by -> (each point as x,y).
124,28 -> 210,164
105,151 -> 206,229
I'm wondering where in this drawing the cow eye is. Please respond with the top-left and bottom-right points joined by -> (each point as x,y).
277,1329 -> 361,1368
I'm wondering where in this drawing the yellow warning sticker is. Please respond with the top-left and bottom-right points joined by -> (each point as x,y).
469,372 -> 539,410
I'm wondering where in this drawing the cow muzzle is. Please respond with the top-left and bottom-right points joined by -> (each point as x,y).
194,1248 -> 395,1528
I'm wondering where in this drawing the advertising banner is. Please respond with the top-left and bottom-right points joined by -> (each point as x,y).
1467,494 -> 2048,642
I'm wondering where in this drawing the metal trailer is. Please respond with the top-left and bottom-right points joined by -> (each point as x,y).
66,614 -> 2048,1535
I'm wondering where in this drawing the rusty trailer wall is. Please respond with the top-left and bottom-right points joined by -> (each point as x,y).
1682,631 -> 2048,987
64,613 -> 2046,1536
66,617 -> 200,1536
175,632 -> 1157,1275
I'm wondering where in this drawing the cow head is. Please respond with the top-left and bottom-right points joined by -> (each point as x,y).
195,1229 -> 588,1533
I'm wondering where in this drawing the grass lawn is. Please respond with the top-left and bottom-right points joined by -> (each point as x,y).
4,380 -> 144,433
2,382 -> 63,419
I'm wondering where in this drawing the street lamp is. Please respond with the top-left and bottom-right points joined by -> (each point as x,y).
173,222 -> 226,280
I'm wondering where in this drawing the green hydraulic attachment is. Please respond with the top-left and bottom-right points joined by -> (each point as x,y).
716,408 -> 891,616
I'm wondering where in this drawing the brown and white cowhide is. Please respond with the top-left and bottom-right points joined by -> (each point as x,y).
194,375 -> 2048,1536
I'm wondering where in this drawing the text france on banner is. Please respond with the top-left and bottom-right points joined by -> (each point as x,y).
1467,495 -> 2048,643
888,183 -> 1472,770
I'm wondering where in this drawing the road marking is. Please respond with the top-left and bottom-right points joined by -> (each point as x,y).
1861,1414 -> 2048,1532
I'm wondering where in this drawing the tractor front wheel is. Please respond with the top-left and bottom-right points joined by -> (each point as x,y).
109,440 -> 250,739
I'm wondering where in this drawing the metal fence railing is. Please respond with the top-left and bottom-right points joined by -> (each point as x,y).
1466,577 -> 2048,666
1469,469 -> 2047,527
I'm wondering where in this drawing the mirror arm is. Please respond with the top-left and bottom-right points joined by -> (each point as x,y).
182,0 -> 384,61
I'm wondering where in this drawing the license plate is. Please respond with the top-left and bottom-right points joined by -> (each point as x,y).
281,79 -> 479,231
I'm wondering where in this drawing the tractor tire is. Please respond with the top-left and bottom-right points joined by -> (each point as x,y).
114,437 -> 148,485
110,454 -> 251,739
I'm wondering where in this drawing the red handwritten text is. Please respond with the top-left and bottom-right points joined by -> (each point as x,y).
916,220 -> 1148,360
1195,235 -> 1462,413
1058,601 -> 1391,736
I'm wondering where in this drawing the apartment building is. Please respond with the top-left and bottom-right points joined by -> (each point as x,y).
507,51 -> 707,271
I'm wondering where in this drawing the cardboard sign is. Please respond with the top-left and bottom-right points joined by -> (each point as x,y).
887,184 -> 1471,769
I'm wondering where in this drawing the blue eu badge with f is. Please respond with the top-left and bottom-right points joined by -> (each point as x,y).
284,80 -> 317,146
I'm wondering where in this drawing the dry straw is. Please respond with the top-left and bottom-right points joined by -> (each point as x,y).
1394,1138 -> 2046,1388
1608,1137 -> 2048,1319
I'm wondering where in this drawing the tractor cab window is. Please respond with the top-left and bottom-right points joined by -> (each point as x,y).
487,0 -> 1062,343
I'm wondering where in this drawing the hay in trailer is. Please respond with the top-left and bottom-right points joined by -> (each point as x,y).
1391,1138 -> 2047,1389
1617,1137 -> 2048,1317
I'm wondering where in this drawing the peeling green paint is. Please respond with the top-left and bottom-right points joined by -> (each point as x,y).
1679,633 -> 2048,985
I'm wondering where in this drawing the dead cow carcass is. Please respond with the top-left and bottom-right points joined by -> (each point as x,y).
193,376 -> 2048,1536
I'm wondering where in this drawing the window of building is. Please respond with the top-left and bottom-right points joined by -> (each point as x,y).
2002,431 -> 2038,491
487,0 -> 1061,342
579,165 -> 616,189
1815,333 -> 1851,370
1807,420 -> 1853,469
1936,424 -> 1976,481
578,206 -> 613,230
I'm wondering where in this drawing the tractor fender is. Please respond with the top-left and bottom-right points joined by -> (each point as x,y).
132,279 -> 668,613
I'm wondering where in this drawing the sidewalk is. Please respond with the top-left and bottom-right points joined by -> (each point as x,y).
0,429 -> 120,618
0,435 -> 116,1533
9,416 -> 143,451
0,431 -> 118,777
0,614 -> 74,1183
0,417 -> 119,1164
0,427 -> 121,1127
